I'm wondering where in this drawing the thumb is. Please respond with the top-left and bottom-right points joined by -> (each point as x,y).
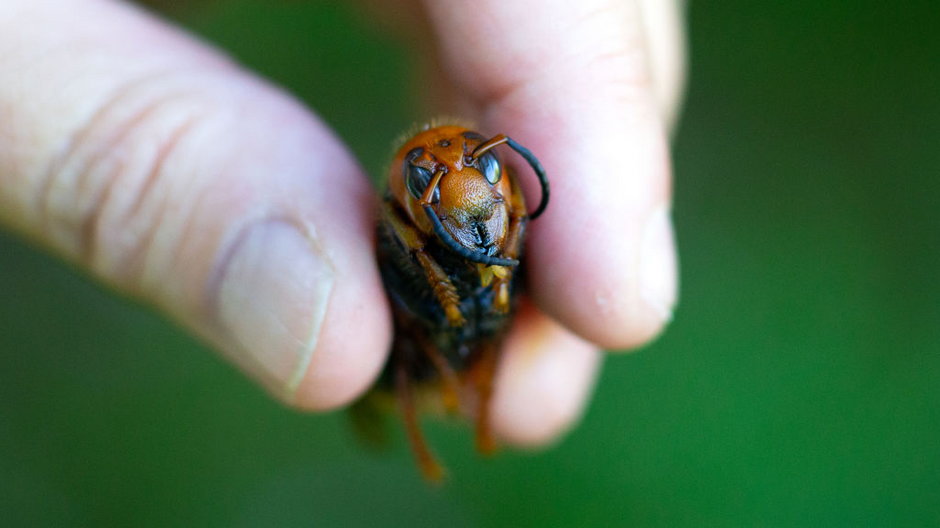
0,0 -> 391,409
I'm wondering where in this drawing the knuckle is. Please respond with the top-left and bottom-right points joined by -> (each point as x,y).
37,74 -> 225,295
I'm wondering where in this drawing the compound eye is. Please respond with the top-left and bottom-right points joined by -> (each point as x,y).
462,131 -> 486,142
478,151 -> 501,185
405,164 -> 439,203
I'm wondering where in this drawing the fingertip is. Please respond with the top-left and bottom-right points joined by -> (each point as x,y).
209,164 -> 391,412
285,172 -> 393,411
492,304 -> 601,447
483,90 -> 677,351
421,0 -> 680,352
549,296 -> 672,353
531,202 -> 678,352
288,281 -> 392,411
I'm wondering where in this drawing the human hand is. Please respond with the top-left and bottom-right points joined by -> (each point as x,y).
0,0 -> 682,445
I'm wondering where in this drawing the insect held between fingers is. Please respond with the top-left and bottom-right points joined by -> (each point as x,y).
357,121 -> 550,482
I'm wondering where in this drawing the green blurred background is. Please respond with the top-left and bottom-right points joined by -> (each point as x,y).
2,1 -> 938,526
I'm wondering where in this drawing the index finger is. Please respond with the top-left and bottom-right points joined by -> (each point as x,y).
423,0 -> 681,349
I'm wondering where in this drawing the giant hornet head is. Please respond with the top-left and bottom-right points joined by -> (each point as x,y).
387,125 -> 549,266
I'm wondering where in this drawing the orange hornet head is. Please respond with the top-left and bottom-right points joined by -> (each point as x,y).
388,125 -> 549,266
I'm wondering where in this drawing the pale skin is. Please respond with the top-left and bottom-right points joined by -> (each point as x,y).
0,0 -> 684,446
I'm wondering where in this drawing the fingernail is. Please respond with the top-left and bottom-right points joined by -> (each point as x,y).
639,204 -> 678,321
216,220 -> 334,398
